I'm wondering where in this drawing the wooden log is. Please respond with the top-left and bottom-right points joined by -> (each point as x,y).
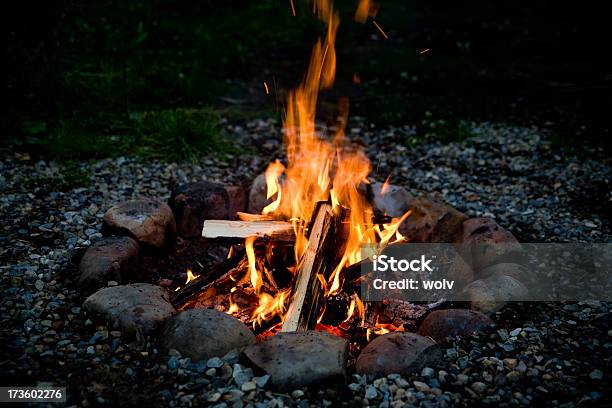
171,248 -> 245,307
281,202 -> 336,332
202,220 -> 295,242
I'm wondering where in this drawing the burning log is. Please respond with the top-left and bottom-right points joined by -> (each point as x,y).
202,219 -> 295,242
281,202 -> 338,332
172,248 -> 245,307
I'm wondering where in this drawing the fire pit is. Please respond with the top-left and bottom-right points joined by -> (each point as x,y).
76,0 -> 528,390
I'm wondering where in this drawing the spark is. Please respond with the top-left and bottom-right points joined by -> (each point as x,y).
289,0 -> 296,16
372,20 -> 388,39
263,81 -> 270,95
419,48 -> 431,55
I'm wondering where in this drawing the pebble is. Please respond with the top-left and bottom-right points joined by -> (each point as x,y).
207,357 -> 224,368
589,369 -> 603,380
1,120 -> 610,407
471,382 -> 487,393
413,381 -> 430,392
241,382 -> 257,392
364,385 -> 378,399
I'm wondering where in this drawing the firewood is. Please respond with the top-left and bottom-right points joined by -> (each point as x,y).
171,248 -> 245,307
202,220 -> 295,242
281,202 -> 337,332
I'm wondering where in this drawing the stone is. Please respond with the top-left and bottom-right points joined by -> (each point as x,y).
247,173 -> 272,214
83,283 -> 175,337
417,309 -> 493,341
241,381 -> 257,392
242,331 -> 348,390
471,382 -> 487,393
478,263 -> 528,282
589,369 -> 603,380
397,196 -> 467,243
413,381 -> 430,392
364,385 -> 378,399
169,181 -> 247,238
103,199 -> 176,250
355,333 -> 443,376
78,236 -> 140,293
461,218 -> 522,271
161,309 -> 255,361
463,274 -> 529,313
370,182 -> 413,218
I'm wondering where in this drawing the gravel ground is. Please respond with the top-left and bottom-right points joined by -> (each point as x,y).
0,119 -> 610,407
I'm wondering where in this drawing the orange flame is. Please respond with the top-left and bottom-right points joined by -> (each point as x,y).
354,0 -> 379,23
226,0 -> 409,329
185,269 -> 199,284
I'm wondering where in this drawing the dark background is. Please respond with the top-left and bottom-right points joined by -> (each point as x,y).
2,0 -> 611,161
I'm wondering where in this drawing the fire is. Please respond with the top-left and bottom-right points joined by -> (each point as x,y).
354,0 -> 378,23
185,269 -> 199,284
222,0 -> 409,329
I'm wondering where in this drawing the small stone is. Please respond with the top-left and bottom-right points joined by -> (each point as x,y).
348,383 -> 360,391
456,374 -> 469,385
365,385 -> 378,400
241,382 -> 257,392
233,364 -> 254,387
207,357 -> 224,368
35,280 -> 44,291
167,356 -> 179,370
509,328 -> 522,337
471,382 -> 487,393
207,392 -> 222,402
413,381 -> 430,392
253,375 -> 270,388
515,361 -> 527,373
589,369 -> 603,380
291,390 -> 305,399
421,367 -> 434,377
205,368 -> 216,376
503,358 -> 517,369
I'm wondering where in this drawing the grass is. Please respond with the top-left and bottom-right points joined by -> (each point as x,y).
8,108 -> 245,163
135,109 -> 239,161
3,0 -> 608,160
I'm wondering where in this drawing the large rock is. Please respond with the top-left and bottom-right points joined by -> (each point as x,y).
400,196 -> 467,243
463,274 -> 529,313
478,263 -> 528,282
78,236 -> 139,293
370,182 -> 413,218
83,283 -> 175,337
417,309 -> 493,341
356,332 -> 442,376
461,218 -> 522,271
103,199 -> 176,250
247,173 -> 272,214
369,182 -> 466,243
169,181 -> 247,238
161,309 -> 255,361
242,331 -> 348,390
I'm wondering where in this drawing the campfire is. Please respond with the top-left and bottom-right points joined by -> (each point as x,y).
173,0 -> 411,344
